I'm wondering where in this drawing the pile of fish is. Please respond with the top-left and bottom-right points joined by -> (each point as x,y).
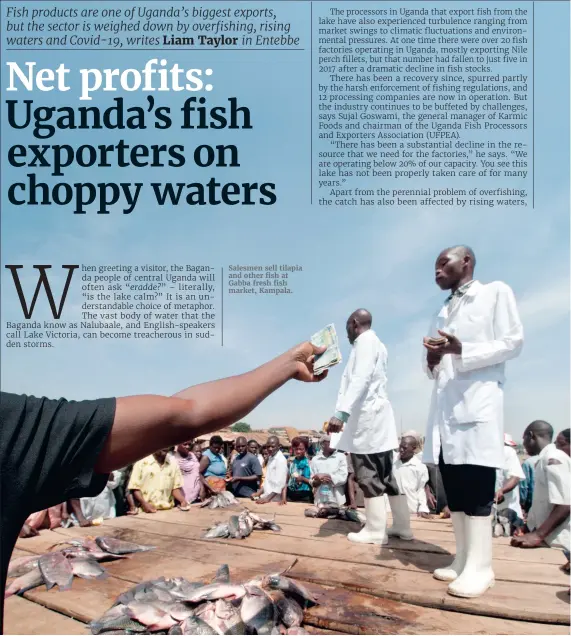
6,536 -> 155,598
204,510 -> 281,540
304,507 -> 366,524
199,492 -> 240,510
91,564 -> 315,635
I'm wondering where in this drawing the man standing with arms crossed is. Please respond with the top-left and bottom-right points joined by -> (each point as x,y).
327,309 -> 411,544
423,246 -> 524,598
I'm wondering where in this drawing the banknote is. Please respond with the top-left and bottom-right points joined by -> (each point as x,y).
311,324 -> 342,375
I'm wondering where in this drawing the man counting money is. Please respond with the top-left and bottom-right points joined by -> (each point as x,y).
423,246 -> 523,598
327,309 -> 411,544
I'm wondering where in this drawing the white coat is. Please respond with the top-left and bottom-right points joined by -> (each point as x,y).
334,329 -> 398,455
422,281 -> 523,468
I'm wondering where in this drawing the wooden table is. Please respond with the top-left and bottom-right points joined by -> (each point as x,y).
6,503 -> 570,634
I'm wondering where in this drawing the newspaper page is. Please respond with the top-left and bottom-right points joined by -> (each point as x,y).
0,0 -> 569,632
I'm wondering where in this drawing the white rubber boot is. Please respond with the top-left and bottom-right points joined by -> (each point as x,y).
387,495 -> 413,540
447,515 -> 495,597
347,496 -> 388,545
433,512 -> 466,581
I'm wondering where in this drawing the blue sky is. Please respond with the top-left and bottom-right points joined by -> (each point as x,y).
1,1 -> 569,443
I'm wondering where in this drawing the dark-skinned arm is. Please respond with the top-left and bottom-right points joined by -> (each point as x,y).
511,505 -> 570,548
232,474 -> 259,483
132,489 -> 156,513
68,499 -> 91,527
94,343 -> 326,473
172,488 -> 189,509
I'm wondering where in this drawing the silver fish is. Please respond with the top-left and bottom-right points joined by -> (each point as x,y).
245,511 -> 266,525
262,576 -> 317,608
214,599 -> 246,635
171,579 -> 205,599
268,523 -> 282,533
96,536 -> 155,555
4,566 -> 43,597
169,625 -> 183,635
204,523 -> 230,539
7,555 -> 39,578
240,587 -> 277,635
115,580 -> 170,606
50,538 -> 128,562
90,605 -> 147,634
213,564 -> 230,584
274,593 -> 303,628
183,583 -> 246,603
69,555 -> 108,580
38,551 -> 73,591
180,616 -> 219,635
238,511 -> 255,538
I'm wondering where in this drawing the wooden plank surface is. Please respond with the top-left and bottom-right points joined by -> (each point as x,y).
4,596 -> 88,635
11,538 -> 570,635
35,519 -> 570,624
10,505 -> 570,634
140,504 -> 565,565
49,511 -> 566,588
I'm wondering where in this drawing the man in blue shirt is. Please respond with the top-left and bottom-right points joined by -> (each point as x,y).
230,437 -> 262,498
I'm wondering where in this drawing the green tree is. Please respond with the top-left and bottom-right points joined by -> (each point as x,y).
231,422 -> 251,433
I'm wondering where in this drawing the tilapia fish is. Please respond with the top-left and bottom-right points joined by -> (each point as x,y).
262,575 -> 317,608
238,511 -> 254,538
271,592 -> 303,628
204,523 -> 230,539
90,605 -> 147,634
179,616 -> 219,635
183,583 -> 247,603
49,538 -> 129,562
240,587 -> 277,635
214,598 -> 246,635
7,555 -> 39,578
117,579 -> 180,606
38,551 -> 73,591
69,555 -> 109,580
4,566 -> 44,598
96,536 -> 156,555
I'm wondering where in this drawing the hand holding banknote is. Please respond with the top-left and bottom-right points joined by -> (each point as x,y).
311,324 -> 342,376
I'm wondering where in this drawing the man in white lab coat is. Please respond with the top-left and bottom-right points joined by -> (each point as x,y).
327,309 -> 403,544
422,246 -> 523,598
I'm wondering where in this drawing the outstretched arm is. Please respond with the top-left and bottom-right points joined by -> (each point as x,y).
94,343 -> 325,473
